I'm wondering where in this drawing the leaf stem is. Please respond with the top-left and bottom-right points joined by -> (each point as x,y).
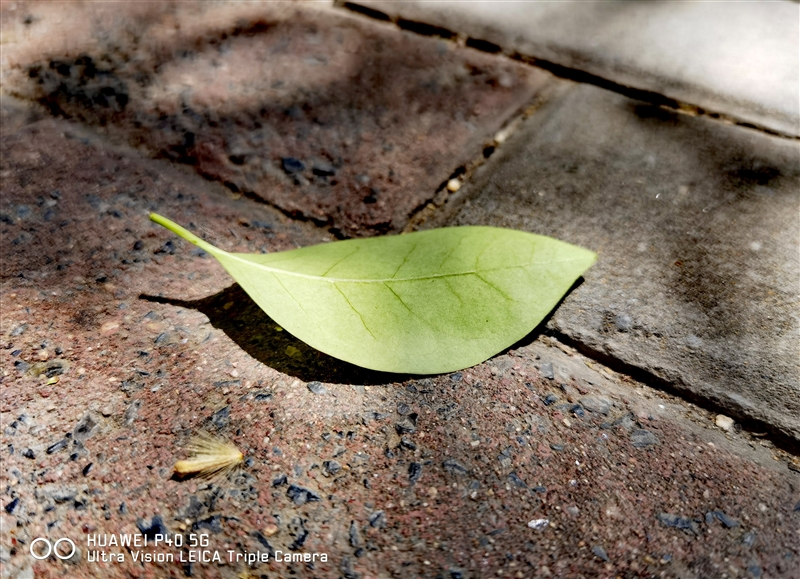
149,213 -> 224,256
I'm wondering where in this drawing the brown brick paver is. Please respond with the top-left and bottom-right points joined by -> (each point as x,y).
4,1 -> 549,236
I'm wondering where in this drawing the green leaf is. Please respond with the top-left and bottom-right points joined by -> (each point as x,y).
150,213 -> 596,374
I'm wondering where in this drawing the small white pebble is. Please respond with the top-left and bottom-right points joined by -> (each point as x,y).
715,414 -> 734,431
446,178 -> 461,192
527,518 -> 549,530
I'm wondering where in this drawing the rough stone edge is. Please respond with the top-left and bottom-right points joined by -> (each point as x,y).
339,0 -> 800,139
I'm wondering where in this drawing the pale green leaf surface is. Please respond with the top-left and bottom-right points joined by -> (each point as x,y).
150,213 -> 596,374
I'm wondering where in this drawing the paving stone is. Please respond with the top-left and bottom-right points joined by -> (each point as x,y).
350,0 -> 800,136
3,1 -> 550,236
434,82 -> 800,442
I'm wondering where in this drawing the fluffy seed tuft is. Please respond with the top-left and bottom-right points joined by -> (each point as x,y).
173,431 -> 243,480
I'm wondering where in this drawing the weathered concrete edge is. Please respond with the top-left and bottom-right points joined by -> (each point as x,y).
547,328 -> 800,453
417,122 -> 800,453
339,1 -> 800,139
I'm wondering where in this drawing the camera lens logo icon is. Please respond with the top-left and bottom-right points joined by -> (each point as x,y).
30,537 -> 76,560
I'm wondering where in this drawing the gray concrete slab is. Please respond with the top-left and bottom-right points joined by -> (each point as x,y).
429,81 -> 800,443
349,0 -> 800,136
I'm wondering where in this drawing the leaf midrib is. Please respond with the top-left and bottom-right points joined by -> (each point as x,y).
149,213 -> 587,284
224,251 -> 586,284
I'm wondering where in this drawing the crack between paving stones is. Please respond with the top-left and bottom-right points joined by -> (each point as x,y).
402,84 -> 557,233
338,1 -> 800,141
545,329 -> 800,458
339,1 -> 800,457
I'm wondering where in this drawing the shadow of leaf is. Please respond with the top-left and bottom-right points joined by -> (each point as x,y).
140,284 -> 409,386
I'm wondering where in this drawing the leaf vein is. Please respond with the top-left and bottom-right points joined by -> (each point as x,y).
475,273 -> 513,301
226,253 -> 585,283
320,247 -> 360,277
334,283 -> 377,341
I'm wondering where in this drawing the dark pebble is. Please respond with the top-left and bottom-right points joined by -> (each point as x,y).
190,248 -> 208,258
137,515 -> 169,540
631,429 -> 659,448
74,414 -> 98,441
397,402 -> 411,416
43,209 -> 55,222
307,381 -> 327,395
708,510 -> 740,528
368,510 -> 386,528
571,404 -> 585,418
450,372 -> 463,382
543,393 -> 558,406
508,471 -> 527,488
442,458 -> 469,475
341,555 -> 357,579
748,562 -> 763,578
742,530 -> 757,547
82,463 -> 93,476
13,360 -> 29,374
210,406 -> 230,429
281,157 -> 305,174
272,474 -> 288,487
591,545 -> 609,562
254,390 -> 273,401
46,438 -> 68,454
395,419 -> 416,434
253,531 -> 275,556
10,324 -> 27,337
11,350 -> 21,357
408,462 -> 422,483
48,487 -> 78,503
16,205 -> 31,219
400,437 -> 416,451
541,362 -> 554,380
549,443 -> 565,452
289,528 -> 308,550
349,521 -> 362,548
4,497 -> 19,514
133,240 -> 144,250
312,162 -> 336,177
323,460 -> 341,476
286,485 -> 320,506
193,515 -> 223,534
533,485 -> 547,493
657,512 -> 699,535
794,501 -> 800,512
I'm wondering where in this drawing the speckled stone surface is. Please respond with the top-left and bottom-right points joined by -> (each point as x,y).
427,81 -> 800,445
2,3 -> 800,579
2,111 -> 799,579
3,0 -> 549,237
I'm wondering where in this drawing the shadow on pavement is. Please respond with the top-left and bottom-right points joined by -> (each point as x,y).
140,284 -> 410,386
140,277 -> 587,387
